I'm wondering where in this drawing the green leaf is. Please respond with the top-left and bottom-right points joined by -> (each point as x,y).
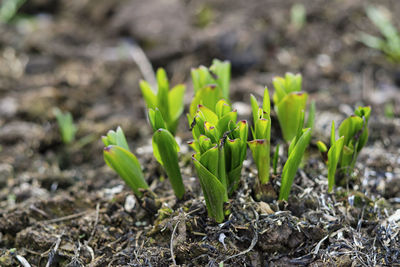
254,118 -> 269,140
250,94 -> 259,125
262,87 -> 271,115
152,129 -> 185,199
340,144 -> 354,169
204,121 -> 219,143
273,144 -> 280,175
156,68 -> 170,123
279,128 -> 311,200
104,145 -> 149,197
189,85 -> 222,118
306,100 -> 316,130
168,84 -> 186,119
199,146 -> 219,178
191,66 -> 213,93
192,153 -> 228,223
338,115 -> 364,146
276,92 -> 308,142
148,108 -> 167,132
327,136 -> 344,192
248,139 -> 270,184
330,121 -> 336,146
210,59 -> 231,100
140,80 -> 157,109
217,111 -> 237,138
215,99 -> 231,118
225,139 -> 241,173
188,140 -> 200,153
197,105 -> 219,126
316,141 -> 328,153
53,107 -> 77,144
198,135 -> 214,154
272,77 -> 288,104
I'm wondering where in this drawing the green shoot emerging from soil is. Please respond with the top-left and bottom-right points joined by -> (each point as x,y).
149,108 -> 185,199
248,88 -> 271,184
140,68 -> 186,135
102,127 -> 149,197
290,3 -> 306,30
53,107 -> 77,145
272,73 -> 308,142
190,100 -> 248,222
189,59 -> 231,122
279,126 -> 312,201
360,6 -> 400,63
318,106 -> 371,192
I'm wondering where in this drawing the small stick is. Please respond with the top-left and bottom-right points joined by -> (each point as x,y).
87,203 -> 100,244
16,255 -> 31,267
170,221 -> 180,266
38,211 -> 89,224
45,231 -> 64,267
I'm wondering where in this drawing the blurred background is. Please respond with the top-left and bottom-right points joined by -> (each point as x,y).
1,0 -> 399,124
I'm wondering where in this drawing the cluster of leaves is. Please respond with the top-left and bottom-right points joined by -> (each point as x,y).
188,59 -> 230,122
249,85 -> 313,200
272,73 -> 314,142
359,5 -> 400,63
317,106 -> 371,192
102,127 -> 149,197
98,60 -> 371,223
190,101 -> 248,222
103,69 -> 186,200
249,89 -> 271,184
140,68 -> 186,135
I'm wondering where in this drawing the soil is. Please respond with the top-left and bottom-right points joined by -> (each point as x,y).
1,0 -> 400,266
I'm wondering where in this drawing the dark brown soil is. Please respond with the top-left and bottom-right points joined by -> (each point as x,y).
1,0 -> 400,266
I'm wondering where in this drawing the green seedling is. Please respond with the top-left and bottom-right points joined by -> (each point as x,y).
317,106 -> 371,192
0,0 -> 26,22
102,126 -> 130,151
149,109 -> 185,199
272,144 -> 280,175
190,100 -> 248,222
338,106 -> 371,172
140,68 -> 186,135
248,88 -> 271,184
272,73 -> 310,142
53,108 -> 77,145
321,122 -> 345,192
290,3 -> 306,30
279,127 -> 312,200
102,127 -> 149,197
359,6 -> 400,63
189,59 -> 231,121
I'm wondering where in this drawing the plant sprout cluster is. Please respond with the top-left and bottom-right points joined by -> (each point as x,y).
93,59 -> 372,223
53,59 -> 371,223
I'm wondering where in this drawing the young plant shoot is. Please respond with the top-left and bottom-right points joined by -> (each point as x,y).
189,59 -> 231,122
248,88 -> 271,184
359,6 -> 400,63
140,68 -> 186,135
317,106 -> 371,192
148,108 -> 185,199
279,127 -> 312,201
53,107 -> 77,144
102,127 -> 149,197
272,73 -> 308,142
190,100 -> 248,222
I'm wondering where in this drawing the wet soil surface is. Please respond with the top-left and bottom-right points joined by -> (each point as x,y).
1,0 -> 400,266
